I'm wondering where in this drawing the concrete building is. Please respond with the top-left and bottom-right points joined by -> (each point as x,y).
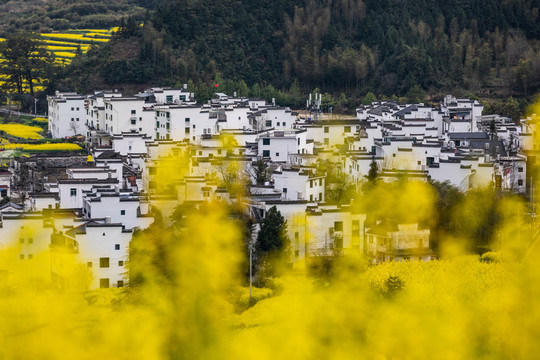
48,91 -> 87,138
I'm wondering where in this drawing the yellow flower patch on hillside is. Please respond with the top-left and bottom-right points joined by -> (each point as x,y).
0,143 -> 82,151
53,51 -> 76,58
32,117 -> 49,123
0,124 -> 43,139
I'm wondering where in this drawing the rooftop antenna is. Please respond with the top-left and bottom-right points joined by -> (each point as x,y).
307,92 -> 322,121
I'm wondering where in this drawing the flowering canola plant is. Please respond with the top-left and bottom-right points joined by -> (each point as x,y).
0,98 -> 539,359
0,143 -> 82,151
0,123 -> 43,139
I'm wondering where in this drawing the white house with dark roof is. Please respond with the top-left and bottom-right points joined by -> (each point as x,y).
50,219 -> 132,289
257,129 -> 310,162
48,91 -> 87,138
366,222 -> 432,263
272,167 -> 325,202
0,168 -> 12,199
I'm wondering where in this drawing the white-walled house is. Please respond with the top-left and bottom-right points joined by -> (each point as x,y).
50,221 -> 132,289
48,91 -> 87,138
305,205 -> 366,258
257,129 -> 310,162
82,188 -> 153,230
112,132 -> 152,156
272,167 -> 325,202
58,180 -> 118,209
0,168 -> 12,199
366,223 -> 432,263
103,97 -> 147,136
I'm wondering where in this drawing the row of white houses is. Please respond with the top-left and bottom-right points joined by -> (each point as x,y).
1,91 -> 529,289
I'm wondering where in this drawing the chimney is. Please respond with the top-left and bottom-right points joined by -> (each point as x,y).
233,91 -> 237,97
183,83 -> 187,90
105,216 -> 111,224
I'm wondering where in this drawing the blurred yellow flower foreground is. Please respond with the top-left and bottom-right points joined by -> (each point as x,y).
1,199 -> 539,359
1,101 -> 540,360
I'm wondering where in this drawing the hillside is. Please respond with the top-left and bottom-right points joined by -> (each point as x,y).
56,0 -> 540,114
0,0 -> 147,34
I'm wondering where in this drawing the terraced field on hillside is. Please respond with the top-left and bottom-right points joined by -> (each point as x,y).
0,27 -> 118,92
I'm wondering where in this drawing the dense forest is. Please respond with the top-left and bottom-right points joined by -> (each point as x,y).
25,0 -> 540,115
0,0 -> 146,33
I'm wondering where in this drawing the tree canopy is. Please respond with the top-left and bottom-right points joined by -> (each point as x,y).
0,32 -> 56,98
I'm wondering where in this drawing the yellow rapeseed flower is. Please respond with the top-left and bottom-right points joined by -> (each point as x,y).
0,123 -> 43,139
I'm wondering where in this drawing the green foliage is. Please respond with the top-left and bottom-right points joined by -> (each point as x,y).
0,0 -> 147,33
383,275 -> 406,299
0,32 -> 57,98
481,251 -> 501,263
252,159 -> 270,186
366,159 -> 378,184
255,206 -> 290,279
50,0 -> 539,119
362,92 -> 377,104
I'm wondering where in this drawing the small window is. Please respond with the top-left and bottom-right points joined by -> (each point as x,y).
277,122 -> 280,126
76,118 -> 79,121
324,127 -> 329,133
265,120 -> 272,127
276,152 -> 279,157
87,262 -> 92,268
120,210 -> 125,215
518,167 -> 524,172
334,221 -> 343,231
71,107 -> 74,111
115,244 -> 120,250
262,150 -> 270,157
118,260 -> 124,266
70,188 -> 77,196
324,138 -> 329,145
295,232 -> 299,239
28,254 -> 33,260
295,250 -> 299,257
19,238 -> 24,244
100,257 -> 110,268
100,278 -> 110,288
76,107 -> 79,111
217,149 -> 222,155
19,254 -> 24,260
185,117 -> 190,122
131,110 -> 136,114
28,238 -> 33,244
117,280 -> 124,288
263,138 -> 270,145
344,126 -> 351,133
283,188 -> 287,193
71,118 -> 74,121
131,119 -> 136,125
310,180 -> 313,188
518,179 -> 524,186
